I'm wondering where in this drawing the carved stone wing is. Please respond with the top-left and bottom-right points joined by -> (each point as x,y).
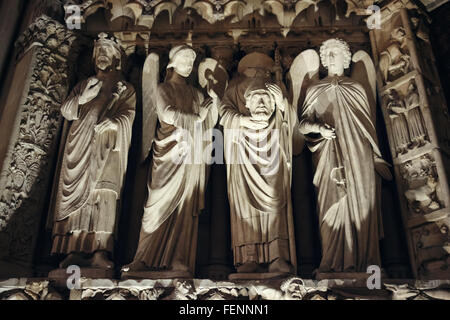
141,52 -> 160,163
351,50 -> 377,122
288,49 -> 320,112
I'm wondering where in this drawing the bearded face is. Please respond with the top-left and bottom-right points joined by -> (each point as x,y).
94,43 -> 119,71
246,90 -> 275,122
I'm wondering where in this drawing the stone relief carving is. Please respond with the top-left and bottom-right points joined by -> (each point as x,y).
0,16 -> 77,265
412,218 -> 450,277
400,154 -> 443,215
2,278 -> 449,300
299,39 -> 392,275
379,27 -> 411,84
386,88 -> 410,155
384,83 -> 429,156
405,81 -> 428,148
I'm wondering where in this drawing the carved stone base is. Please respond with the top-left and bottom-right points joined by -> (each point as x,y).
315,271 -> 387,281
48,268 -> 115,287
121,270 -> 193,280
228,272 -> 292,281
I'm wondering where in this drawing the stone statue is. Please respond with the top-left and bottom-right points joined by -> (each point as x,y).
48,33 -> 136,270
379,27 -> 410,83
219,53 -> 298,279
386,89 -> 410,155
122,45 -> 219,278
405,81 -> 427,147
299,39 -> 392,275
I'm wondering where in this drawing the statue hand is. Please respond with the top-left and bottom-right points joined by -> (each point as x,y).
79,78 -> 102,105
374,157 -> 393,181
266,83 -> 285,111
95,118 -> 118,135
320,124 -> 336,140
198,98 -> 212,122
240,116 -> 268,130
207,85 -> 219,100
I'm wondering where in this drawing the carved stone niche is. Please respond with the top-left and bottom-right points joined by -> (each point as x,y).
372,12 -> 412,86
412,217 -> 450,279
0,15 -> 78,277
382,78 -> 430,158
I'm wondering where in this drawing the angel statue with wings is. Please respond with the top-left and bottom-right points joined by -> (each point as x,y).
122,45 -> 221,278
297,39 -> 392,275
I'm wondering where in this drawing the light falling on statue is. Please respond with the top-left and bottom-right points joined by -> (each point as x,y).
49,33 -> 136,270
220,53 -> 298,277
122,45 -> 218,278
299,39 -> 392,274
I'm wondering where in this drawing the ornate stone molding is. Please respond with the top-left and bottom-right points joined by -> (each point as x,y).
64,0 -> 375,29
0,15 -> 79,274
1,277 -> 449,300
370,6 -> 450,279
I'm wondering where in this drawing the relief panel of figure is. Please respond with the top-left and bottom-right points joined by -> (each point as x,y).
385,89 -> 410,155
405,81 -> 427,148
379,27 -> 411,84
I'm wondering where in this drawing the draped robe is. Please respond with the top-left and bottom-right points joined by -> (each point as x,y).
219,77 -> 297,268
132,80 -> 218,273
51,77 -> 136,255
300,76 -> 383,272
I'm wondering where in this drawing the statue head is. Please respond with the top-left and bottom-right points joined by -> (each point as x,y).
244,78 -> 276,122
320,38 -> 352,77
407,81 -> 416,94
93,33 -> 123,72
167,45 -> 197,78
391,27 -> 406,43
280,277 -> 307,300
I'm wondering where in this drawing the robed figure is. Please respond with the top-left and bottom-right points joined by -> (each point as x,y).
48,33 -> 136,270
299,39 -> 392,274
122,45 -> 218,278
220,53 -> 298,278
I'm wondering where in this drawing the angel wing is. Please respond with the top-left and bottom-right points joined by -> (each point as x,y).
288,49 -> 320,156
288,49 -> 320,112
141,52 -> 160,163
351,50 -> 377,123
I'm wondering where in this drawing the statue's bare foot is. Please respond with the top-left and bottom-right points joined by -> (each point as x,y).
268,258 -> 294,274
237,262 -> 265,273
121,260 -> 147,273
59,253 -> 90,269
91,251 -> 114,270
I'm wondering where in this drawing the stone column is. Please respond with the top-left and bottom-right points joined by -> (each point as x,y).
371,0 -> 450,279
0,16 -> 78,277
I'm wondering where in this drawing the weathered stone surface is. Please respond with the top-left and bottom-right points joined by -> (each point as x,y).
1,277 -> 449,300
